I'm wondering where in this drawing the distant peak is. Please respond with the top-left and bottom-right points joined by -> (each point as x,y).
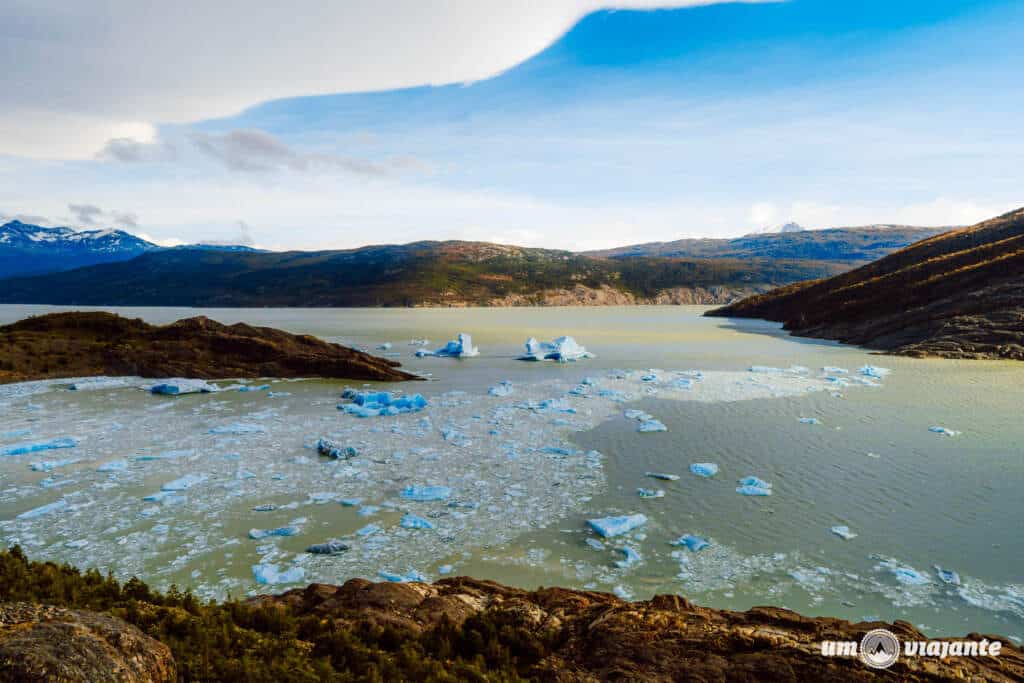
778,222 -> 804,233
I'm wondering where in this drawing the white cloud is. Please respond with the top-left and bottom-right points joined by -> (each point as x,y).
0,1 -> 768,159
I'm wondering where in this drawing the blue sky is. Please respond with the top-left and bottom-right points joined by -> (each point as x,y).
1,0 -> 1021,250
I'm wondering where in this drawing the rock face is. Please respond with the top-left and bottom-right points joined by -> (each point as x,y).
488,284 -> 766,306
0,603 -> 175,683
0,312 -> 419,383
251,577 -> 1023,682
708,207 -> 1024,360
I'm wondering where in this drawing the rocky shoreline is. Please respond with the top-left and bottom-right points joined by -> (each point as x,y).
0,312 -> 419,384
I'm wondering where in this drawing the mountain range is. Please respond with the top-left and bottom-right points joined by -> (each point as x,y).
0,220 -> 260,279
0,220 -> 951,307
708,208 -> 1024,360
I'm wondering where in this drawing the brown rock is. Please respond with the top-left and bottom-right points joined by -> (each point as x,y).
0,311 -> 420,383
0,602 -> 175,683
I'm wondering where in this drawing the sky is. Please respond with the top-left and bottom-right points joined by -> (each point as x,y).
1,0 -> 1022,251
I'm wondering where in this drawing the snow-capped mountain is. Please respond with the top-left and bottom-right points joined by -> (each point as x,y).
0,220 -> 158,278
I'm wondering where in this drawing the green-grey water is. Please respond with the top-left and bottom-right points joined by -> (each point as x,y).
0,304 -> 1021,642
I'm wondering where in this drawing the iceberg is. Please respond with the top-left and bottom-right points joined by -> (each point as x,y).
1,437 -> 77,457
97,459 -> 129,473
306,541 -> 350,555
517,336 -> 594,362
316,438 -> 359,460
736,476 -> 772,496
645,472 -> 679,481
252,563 -> 305,585
356,523 -> 381,537
929,426 -> 961,437
637,488 -> 665,499
378,569 -> 427,583
798,417 -> 821,425
587,513 -> 647,538
16,499 -> 68,519
859,365 -> 891,379
671,534 -> 710,552
338,391 -> 428,417
30,457 -> 81,472
422,333 -> 479,358
149,379 -> 219,395
585,538 -> 606,551
689,463 -> 718,478
830,525 -> 857,540
209,423 -> 266,435
933,565 -> 962,586
377,342 -> 392,350
400,513 -> 435,530
400,485 -> 452,502
614,546 -> 642,568
637,419 -> 667,433
161,473 -> 207,491
488,381 -> 514,397
248,525 -> 300,539
236,384 -> 271,392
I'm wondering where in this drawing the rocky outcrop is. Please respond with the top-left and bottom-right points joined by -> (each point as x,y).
0,603 -> 175,683
0,312 -> 419,383
708,207 -> 1024,360
251,577 -> 1024,682
488,284 -> 765,306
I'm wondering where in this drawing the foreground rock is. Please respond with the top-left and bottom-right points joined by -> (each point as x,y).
0,603 -> 175,683
251,577 -> 1023,682
708,207 -> 1024,360
0,312 -> 419,383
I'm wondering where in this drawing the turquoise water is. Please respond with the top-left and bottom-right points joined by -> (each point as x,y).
0,305 -> 1021,641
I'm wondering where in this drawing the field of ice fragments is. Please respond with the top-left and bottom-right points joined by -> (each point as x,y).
0,357 -> 861,597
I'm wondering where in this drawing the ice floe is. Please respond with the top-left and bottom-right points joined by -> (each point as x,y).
587,514 -> 647,538
417,333 -> 479,358
517,336 -> 593,362
689,463 -> 718,478
149,379 -> 219,395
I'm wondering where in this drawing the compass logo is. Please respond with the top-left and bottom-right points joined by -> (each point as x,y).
859,629 -> 900,669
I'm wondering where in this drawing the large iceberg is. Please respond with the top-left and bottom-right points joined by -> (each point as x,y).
1,437 -> 77,457
149,379 -> 219,395
517,336 -> 594,362
418,333 -> 479,358
587,513 -> 647,538
338,390 -> 428,417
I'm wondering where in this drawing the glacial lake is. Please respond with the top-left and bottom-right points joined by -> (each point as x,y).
0,304 -> 1021,642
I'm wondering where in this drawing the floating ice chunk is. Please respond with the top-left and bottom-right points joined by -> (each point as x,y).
637,488 -> 665,499
612,585 -> 633,600
248,526 -> 300,539
316,438 -> 358,459
338,391 -> 428,417
585,538 -> 606,551
1,437 -> 77,457
97,459 -> 129,473
237,384 -> 270,392
377,342 -> 392,350
488,381 -> 514,397
671,534 -> 710,552
135,449 -> 194,462
308,492 -> 337,504
64,539 -> 89,549
358,505 -> 381,517
30,458 -> 80,472
689,463 -> 718,478
640,372 -> 658,382
400,513 -> 435,530
252,563 -> 305,585
615,546 -> 642,568
736,476 -> 772,496
637,419 -> 667,433
438,564 -> 453,575
934,565 -> 962,586
823,366 -> 849,375
887,564 -> 930,585
799,417 -> 821,425
68,377 -> 133,391
830,525 -> 857,540
587,513 -> 647,538
517,336 -> 594,362
161,473 -> 207,491
252,504 -> 276,512
267,391 -> 291,398
149,379 -> 219,395
645,472 -> 679,481
401,485 -> 452,502
17,499 -> 67,519
2,429 -> 32,439
859,365 -> 891,379
378,569 -> 426,583
423,333 -> 479,358
209,423 -> 266,435
356,524 -> 381,537
339,498 -> 362,507
306,541 -> 350,555
929,426 -> 961,437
